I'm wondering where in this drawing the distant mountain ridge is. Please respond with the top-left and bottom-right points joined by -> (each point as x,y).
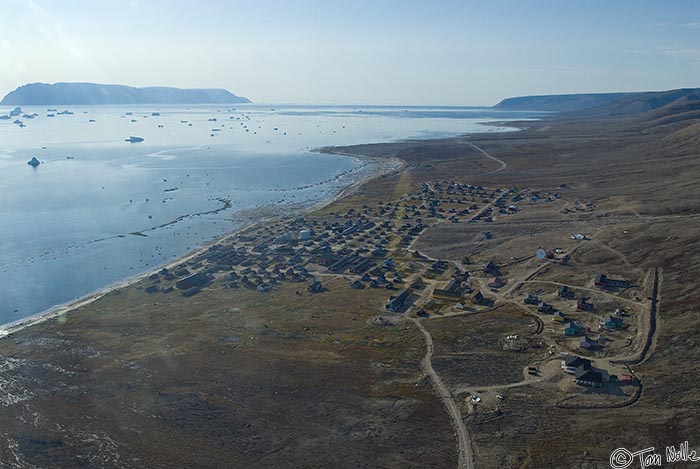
575,88 -> 700,117
0,82 -> 251,105
494,92 -> 642,112
495,88 -> 700,118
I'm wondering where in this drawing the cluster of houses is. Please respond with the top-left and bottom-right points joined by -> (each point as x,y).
405,181 -> 525,224
137,180 -> 515,303
412,263 -> 496,310
424,266 -> 493,312
523,281 -> 628,350
518,188 -> 563,204
432,276 -> 471,301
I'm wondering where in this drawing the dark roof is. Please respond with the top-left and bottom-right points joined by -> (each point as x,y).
433,289 -> 462,300
175,272 -> 210,290
564,355 -> 591,369
445,278 -> 461,292
575,366 -> 604,383
605,315 -> 623,323
579,335 -> 598,348
392,288 -> 412,302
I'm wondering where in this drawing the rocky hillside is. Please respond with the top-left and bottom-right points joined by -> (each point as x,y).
1,82 -> 251,105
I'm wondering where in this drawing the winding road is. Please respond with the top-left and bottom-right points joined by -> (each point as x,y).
466,141 -> 507,173
411,317 -> 474,469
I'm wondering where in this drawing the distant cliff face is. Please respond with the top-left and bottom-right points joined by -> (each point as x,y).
0,82 -> 251,105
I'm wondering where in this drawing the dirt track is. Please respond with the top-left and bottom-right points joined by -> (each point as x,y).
412,318 -> 474,469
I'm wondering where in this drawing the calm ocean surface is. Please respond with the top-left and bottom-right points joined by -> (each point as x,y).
0,104 -> 539,323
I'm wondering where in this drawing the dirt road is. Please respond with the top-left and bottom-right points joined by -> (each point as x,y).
412,318 -> 474,469
466,141 -> 507,173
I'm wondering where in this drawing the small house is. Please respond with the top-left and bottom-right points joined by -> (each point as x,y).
307,278 -> 324,293
595,273 -> 632,290
619,374 -> 638,385
575,366 -> 605,387
561,355 -> 592,374
410,277 -> 426,290
386,288 -> 413,313
558,285 -> 575,299
488,277 -> 506,289
472,291 -> 487,305
601,315 -> 624,330
594,274 -> 608,288
432,289 -> 462,301
579,335 -> 600,350
565,323 -> 582,336
175,272 -> 211,290
524,294 -> 539,305
577,296 -> 594,311
552,311 -> 567,322
483,260 -> 499,275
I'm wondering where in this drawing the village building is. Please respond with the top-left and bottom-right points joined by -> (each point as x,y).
524,293 -> 540,305
619,373 -> 638,386
432,289 -> 462,301
579,335 -> 600,350
561,355 -> 592,374
307,277 -> 324,293
558,285 -> 575,299
386,288 -> 414,313
577,296 -> 594,311
565,322 -> 583,336
483,260 -> 499,275
594,273 -> 632,290
175,272 -> 211,290
575,366 -> 606,387
552,310 -> 567,321
472,291 -> 489,305
488,276 -> 506,289
432,278 -> 467,301
601,315 -> 624,330
410,277 -> 426,290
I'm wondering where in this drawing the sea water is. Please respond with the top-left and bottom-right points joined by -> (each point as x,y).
0,104 -> 540,322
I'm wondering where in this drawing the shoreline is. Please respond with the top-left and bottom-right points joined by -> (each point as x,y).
0,151 -> 403,339
0,118 -> 522,339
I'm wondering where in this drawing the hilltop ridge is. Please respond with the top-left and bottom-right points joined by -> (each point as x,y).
494,87 -> 700,117
494,92 -> 641,112
0,82 -> 251,105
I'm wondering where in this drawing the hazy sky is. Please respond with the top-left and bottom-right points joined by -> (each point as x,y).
2,0 -> 700,105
